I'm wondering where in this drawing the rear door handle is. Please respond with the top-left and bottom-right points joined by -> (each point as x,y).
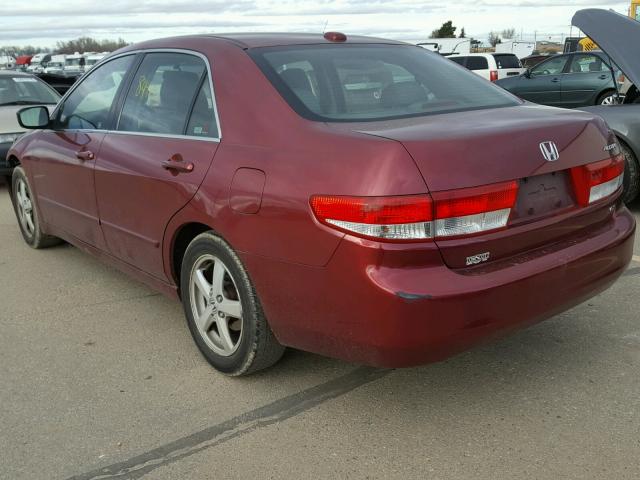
161,159 -> 194,173
76,150 -> 95,161
599,74 -> 608,80
550,78 -> 560,83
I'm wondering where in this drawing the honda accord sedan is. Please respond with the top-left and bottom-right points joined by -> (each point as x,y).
7,33 -> 635,376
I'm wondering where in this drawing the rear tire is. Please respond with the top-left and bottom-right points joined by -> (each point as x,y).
11,166 -> 61,249
596,90 -> 618,106
619,140 -> 640,204
180,231 -> 285,376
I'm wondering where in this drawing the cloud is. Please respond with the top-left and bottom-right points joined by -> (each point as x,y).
0,0 -> 630,46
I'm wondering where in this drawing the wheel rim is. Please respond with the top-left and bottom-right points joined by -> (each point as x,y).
189,254 -> 243,356
15,178 -> 35,237
600,95 -> 617,105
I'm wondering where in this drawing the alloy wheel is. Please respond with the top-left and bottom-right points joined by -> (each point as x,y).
189,254 -> 243,356
15,178 -> 35,237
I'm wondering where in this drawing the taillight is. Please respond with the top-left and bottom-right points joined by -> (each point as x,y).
432,181 -> 518,237
489,70 -> 499,82
310,181 -> 518,242
570,153 -> 625,207
309,194 -> 434,241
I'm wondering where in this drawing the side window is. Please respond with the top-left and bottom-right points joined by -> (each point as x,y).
186,76 -> 219,138
568,54 -> 607,73
118,52 -> 206,135
448,56 -> 467,66
466,57 -> 489,71
57,55 -> 133,130
531,56 -> 567,76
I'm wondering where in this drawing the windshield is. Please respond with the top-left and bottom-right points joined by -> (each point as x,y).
0,76 -> 60,105
250,44 -> 519,122
66,58 -> 82,66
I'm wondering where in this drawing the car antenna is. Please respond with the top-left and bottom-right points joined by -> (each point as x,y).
322,19 -> 329,34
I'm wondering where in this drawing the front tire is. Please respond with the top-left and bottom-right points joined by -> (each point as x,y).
180,231 -> 285,376
11,166 -> 61,249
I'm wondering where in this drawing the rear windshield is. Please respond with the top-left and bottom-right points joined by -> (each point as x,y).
492,54 -> 522,69
250,44 -> 519,122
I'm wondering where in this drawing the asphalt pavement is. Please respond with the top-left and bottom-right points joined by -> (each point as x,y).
1,180 -> 639,480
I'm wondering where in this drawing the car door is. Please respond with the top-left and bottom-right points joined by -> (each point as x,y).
95,51 -> 220,280
31,54 -> 135,247
515,55 -> 568,105
560,53 -> 614,107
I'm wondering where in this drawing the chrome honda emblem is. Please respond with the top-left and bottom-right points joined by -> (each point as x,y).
539,141 -> 559,162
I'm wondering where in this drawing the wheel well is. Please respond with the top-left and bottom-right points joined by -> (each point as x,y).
171,222 -> 213,291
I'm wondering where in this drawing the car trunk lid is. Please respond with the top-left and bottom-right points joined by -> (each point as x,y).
343,105 -> 619,268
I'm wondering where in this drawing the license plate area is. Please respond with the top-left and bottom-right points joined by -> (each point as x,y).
512,171 -> 575,222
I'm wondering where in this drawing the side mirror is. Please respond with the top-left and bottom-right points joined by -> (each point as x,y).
524,69 -> 532,78
17,106 -> 49,129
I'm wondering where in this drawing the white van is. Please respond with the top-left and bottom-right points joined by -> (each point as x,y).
448,53 -> 525,81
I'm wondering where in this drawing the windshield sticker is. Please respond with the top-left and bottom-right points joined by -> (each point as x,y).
13,77 -> 38,83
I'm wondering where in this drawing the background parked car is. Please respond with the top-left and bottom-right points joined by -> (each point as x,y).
495,51 -> 620,107
573,8 -> 640,203
449,53 -> 524,81
0,71 -> 60,176
26,53 -> 51,74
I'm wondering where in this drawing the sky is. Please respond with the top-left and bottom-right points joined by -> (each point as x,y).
0,0 -> 631,48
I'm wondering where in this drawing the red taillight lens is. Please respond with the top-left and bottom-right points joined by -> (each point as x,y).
570,153 -> 625,207
310,194 -> 433,225
310,181 -> 519,242
489,70 -> 498,82
433,181 -> 518,219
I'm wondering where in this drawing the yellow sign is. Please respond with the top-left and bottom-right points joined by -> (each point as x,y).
579,37 -> 598,51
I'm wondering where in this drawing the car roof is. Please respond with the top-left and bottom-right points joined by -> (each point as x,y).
126,32 -> 408,50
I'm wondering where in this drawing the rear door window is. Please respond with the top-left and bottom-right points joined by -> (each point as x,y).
117,52 -> 208,135
465,56 -> 489,70
185,75 -> 219,138
493,54 -> 521,69
568,54 -> 608,73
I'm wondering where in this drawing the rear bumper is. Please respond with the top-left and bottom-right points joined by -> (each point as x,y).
245,204 -> 635,368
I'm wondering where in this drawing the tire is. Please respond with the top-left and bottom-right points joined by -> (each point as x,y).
11,166 -> 61,249
619,140 -> 640,204
596,90 -> 618,106
180,231 -> 285,376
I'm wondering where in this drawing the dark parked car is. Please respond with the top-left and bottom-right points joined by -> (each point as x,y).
7,33 -> 635,376
574,8 -> 640,203
495,51 -> 620,107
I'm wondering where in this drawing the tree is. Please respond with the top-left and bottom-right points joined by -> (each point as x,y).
55,36 -> 128,54
501,28 -> 516,40
459,27 -> 466,38
431,21 -> 457,38
488,31 -> 502,47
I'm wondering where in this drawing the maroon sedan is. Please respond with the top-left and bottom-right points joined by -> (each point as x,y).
7,33 -> 635,376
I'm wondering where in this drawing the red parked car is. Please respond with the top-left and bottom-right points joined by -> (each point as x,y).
7,33 -> 635,376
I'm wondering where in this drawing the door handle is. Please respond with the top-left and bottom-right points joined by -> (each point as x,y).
551,78 -> 560,83
161,159 -> 194,173
76,150 -> 95,161
599,74 -> 608,80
